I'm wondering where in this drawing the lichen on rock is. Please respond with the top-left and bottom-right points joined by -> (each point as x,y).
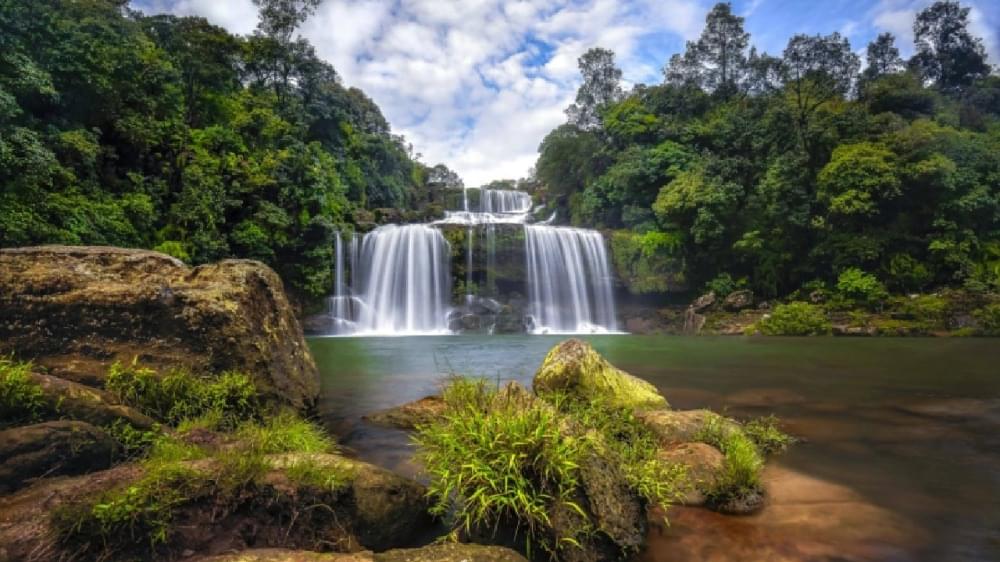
532,339 -> 668,410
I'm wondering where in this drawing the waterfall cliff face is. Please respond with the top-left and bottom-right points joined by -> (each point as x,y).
353,224 -> 452,335
524,225 -> 618,334
322,187 -> 621,336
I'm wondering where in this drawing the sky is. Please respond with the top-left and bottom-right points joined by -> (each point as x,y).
132,0 -> 999,187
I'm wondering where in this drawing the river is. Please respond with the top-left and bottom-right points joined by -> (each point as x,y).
309,335 -> 1000,562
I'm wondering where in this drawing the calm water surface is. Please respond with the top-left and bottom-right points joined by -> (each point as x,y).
309,335 -> 1000,562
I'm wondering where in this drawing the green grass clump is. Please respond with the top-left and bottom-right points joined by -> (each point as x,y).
415,378 -> 687,559
742,415 -> 793,456
106,360 -> 258,428
0,357 -> 46,426
694,413 -> 765,507
105,419 -> 163,460
756,302 -> 831,335
415,378 -> 587,557
236,411 -> 335,455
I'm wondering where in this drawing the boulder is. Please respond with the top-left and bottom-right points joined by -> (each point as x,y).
0,421 -> 116,494
690,292 -> 716,312
657,442 -> 724,506
365,396 -> 447,430
533,339 -> 667,410
636,409 -> 737,445
0,246 -> 318,410
722,290 -> 753,311
197,551 -> 372,562
0,453 -> 432,561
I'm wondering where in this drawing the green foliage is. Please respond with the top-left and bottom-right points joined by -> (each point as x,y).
757,302 -> 832,335
0,357 -> 45,426
533,4 -> 1000,300
236,411 -> 334,454
105,419 -> 163,461
973,303 -> 1000,335
610,230 -> 685,294
741,415 -> 793,455
704,273 -> 746,298
693,413 -> 765,505
0,1 -> 433,299
415,378 -> 686,559
835,268 -> 889,309
106,361 -> 258,428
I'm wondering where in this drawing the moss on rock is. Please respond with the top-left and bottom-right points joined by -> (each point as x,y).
532,339 -> 668,410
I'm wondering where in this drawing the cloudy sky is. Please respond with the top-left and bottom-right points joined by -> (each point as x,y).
132,0 -> 999,186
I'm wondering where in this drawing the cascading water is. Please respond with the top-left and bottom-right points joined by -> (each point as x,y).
353,224 -> 452,335
525,225 -> 618,334
322,185 -> 621,336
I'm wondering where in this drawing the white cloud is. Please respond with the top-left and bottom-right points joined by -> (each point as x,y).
139,0 -> 259,35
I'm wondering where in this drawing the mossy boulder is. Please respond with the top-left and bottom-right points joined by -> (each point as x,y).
0,421 -> 116,494
0,246 -> 318,409
0,453 -> 432,561
25,370 -> 156,429
532,339 -> 667,410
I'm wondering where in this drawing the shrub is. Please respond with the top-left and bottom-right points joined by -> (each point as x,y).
415,380 -> 586,557
756,302 -> 831,335
0,357 -> 46,426
835,268 -> 888,309
105,419 -> 162,460
885,253 -> 931,291
704,273 -> 747,298
415,378 -> 686,559
106,360 -> 258,428
973,303 -> 1000,335
742,415 -> 793,455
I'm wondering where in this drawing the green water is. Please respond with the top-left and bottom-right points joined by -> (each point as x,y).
309,335 -> 1000,561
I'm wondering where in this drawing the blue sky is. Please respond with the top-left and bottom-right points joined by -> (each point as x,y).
132,0 -> 999,186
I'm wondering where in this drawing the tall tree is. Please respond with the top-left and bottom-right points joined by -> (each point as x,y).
664,2 -> 750,98
863,33 -> 905,80
252,0 -> 321,43
566,47 -> 623,130
910,1 -> 989,92
781,33 -> 860,156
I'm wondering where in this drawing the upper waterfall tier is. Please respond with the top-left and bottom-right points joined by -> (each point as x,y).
435,187 -> 535,226
524,225 -> 619,334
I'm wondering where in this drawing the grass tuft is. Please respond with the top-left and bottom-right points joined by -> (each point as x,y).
694,412 -> 765,508
106,360 -> 259,428
742,414 -> 794,455
0,357 -> 46,426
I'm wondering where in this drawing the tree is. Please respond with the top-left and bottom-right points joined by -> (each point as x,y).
428,164 -> 463,190
252,0 -> 321,43
664,2 -> 750,98
910,1 -> 989,93
863,33 -> 904,81
565,48 -> 623,130
781,33 -> 860,156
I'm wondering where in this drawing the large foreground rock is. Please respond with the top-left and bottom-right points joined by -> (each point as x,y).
533,339 -> 668,410
0,454 -> 431,562
0,421 -> 116,494
24,370 -> 155,429
0,246 -> 318,409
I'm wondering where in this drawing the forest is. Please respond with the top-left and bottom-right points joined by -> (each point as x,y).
0,0 -> 455,299
536,1 -> 1000,303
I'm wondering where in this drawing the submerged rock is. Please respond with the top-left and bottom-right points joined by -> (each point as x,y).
533,339 -> 668,410
365,396 -> 447,430
0,421 -> 116,494
0,246 -> 318,409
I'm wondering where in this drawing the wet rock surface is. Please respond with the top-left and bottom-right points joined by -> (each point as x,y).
364,396 -> 447,430
0,246 -> 318,409
196,544 -> 529,562
0,421 -> 116,494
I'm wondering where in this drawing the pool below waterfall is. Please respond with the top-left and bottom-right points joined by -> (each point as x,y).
310,335 -> 1000,562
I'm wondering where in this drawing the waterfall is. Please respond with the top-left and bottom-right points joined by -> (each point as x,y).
353,224 -> 452,335
481,189 -> 532,214
524,225 -> 618,334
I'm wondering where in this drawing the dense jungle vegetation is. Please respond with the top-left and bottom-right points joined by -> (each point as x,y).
0,0 -> 458,298
536,1 -> 1000,300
